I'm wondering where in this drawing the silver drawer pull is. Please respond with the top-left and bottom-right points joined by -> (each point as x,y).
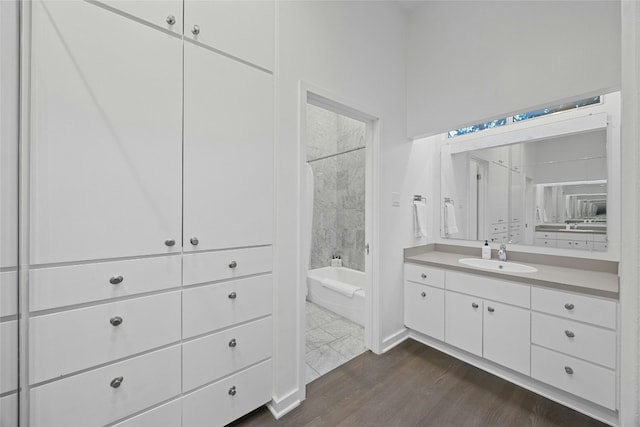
228,386 -> 237,396
487,307 -> 495,313
471,302 -> 479,309
192,24 -> 200,35
564,366 -> 574,375
165,239 -> 176,247
564,303 -> 575,310
228,260 -> 237,269
110,376 -> 124,388
421,273 -> 427,279
420,292 -> 426,298
228,338 -> 237,348
190,237 -> 199,246
166,14 -> 176,25
110,316 -> 123,326
228,291 -> 237,299
565,330 -> 575,338
109,275 -> 124,285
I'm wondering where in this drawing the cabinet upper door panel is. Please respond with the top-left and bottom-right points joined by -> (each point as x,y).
94,0 -> 183,34
30,1 -> 182,265
183,44 -> 273,251
184,0 -> 274,71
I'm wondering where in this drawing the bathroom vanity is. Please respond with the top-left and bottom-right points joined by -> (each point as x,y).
403,244 -> 619,425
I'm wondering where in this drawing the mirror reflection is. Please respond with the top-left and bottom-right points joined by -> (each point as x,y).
441,129 -> 608,252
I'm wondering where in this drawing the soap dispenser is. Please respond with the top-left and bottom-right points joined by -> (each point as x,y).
482,241 -> 491,259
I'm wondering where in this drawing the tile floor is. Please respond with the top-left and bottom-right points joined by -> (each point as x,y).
305,301 -> 366,384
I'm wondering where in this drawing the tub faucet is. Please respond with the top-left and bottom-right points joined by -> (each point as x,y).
498,243 -> 507,262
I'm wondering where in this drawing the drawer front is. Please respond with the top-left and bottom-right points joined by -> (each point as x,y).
30,256 -> 181,312
592,234 -> 608,243
535,231 -> 557,240
556,239 -> 575,249
593,241 -> 608,252
0,321 -> 17,394
183,359 -> 272,427
446,271 -> 530,308
183,246 -> 272,286
404,263 -> 445,288
535,238 -> 557,248
30,291 -> 181,384
531,312 -> 616,368
30,345 -> 181,427
1,271 -> 17,317
183,317 -> 273,392
531,345 -> 616,410
112,398 -> 181,427
0,393 -> 17,427
570,240 -> 591,251
531,287 -> 616,329
555,232 -> 589,241
183,274 -> 272,338
404,282 -> 444,340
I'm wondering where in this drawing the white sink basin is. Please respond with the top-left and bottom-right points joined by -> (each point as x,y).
458,258 -> 538,273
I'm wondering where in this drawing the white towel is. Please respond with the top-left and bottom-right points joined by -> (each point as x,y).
321,278 -> 361,298
413,200 -> 427,238
444,201 -> 458,235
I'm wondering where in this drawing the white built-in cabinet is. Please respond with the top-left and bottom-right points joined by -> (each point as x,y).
404,262 -> 618,419
25,1 -> 275,426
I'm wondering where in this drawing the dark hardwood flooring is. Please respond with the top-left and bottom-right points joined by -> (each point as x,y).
230,339 -> 607,427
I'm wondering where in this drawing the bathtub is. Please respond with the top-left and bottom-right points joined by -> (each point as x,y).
306,266 -> 366,326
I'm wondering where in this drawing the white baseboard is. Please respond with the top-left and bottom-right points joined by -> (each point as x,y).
378,327 -> 409,354
267,388 -> 301,420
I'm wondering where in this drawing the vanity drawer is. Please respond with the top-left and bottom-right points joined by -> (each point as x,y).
30,345 -> 181,427
112,399 -> 181,427
535,238 -> 557,248
593,234 -> 608,243
183,317 -> 272,392
446,271 -> 530,308
183,246 -> 272,286
183,274 -> 272,338
30,255 -> 181,311
593,241 -> 608,252
535,231 -> 557,240
531,287 -> 616,329
531,312 -> 616,368
30,291 -> 181,384
404,282 -> 444,340
531,345 -> 616,410
183,359 -> 272,427
403,263 -> 445,288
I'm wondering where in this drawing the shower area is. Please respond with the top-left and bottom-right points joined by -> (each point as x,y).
304,102 -> 368,384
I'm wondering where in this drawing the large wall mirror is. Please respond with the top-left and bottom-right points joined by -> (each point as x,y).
440,94 -> 620,255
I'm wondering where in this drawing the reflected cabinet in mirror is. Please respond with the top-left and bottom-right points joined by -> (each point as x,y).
441,111 -> 611,252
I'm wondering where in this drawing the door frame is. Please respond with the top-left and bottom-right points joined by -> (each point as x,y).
296,81 -> 380,400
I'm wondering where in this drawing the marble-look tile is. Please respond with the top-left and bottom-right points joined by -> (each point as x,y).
305,300 -> 321,314
329,334 -> 367,361
322,317 -> 363,339
306,344 -> 348,376
349,325 -> 365,341
306,327 -> 336,350
306,363 -> 321,384
306,308 -> 338,330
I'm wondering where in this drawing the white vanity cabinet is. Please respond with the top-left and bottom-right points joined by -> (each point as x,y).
94,0 -> 183,34
403,264 -> 445,341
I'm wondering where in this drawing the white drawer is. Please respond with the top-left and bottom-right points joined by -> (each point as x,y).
446,271 -> 530,308
0,393 -> 17,427
531,345 -> 616,410
531,287 -> 616,329
30,256 -> 181,311
183,274 -> 272,338
593,234 -> 608,243
535,238 -> 557,248
30,291 -> 181,384
531,312 -> 616,368
555,232 -> 586,241
1,271 -> 17,317
183,317 -> 272,392
593,241 -> 608,252
404,282 -> 444,340
535,231 -> 557,240
0,321 -> 17,394
30,345 -> 181,427
112,398 -> 181,427
183,359 -> 272,427
183,246 -> 272,286
570,240 -> 592,251
556,239 -> 575,249
403,263 -> 445,288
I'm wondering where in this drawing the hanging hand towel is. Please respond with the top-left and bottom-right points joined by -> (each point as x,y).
444,201 -> 458,235
413,200 -> 427,238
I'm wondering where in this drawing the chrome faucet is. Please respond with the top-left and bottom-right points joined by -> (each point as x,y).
498,243 -> 507,261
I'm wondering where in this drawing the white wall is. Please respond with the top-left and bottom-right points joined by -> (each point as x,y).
273,0 -> 420,415
406,1 -> 621,138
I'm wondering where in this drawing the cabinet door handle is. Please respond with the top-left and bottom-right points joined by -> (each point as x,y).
471,302 -> 479,309
228,338 -> 237,348
189,237 -> 199,246
228,291 -> 237,299
166,15 -> 176,25
228,386 -> 237,396
110,376 -> 124,388
110,316 -> 123,326
421,273 -> 427,279
564,366 -> 574,375
487,307 -> 495,313
420,292 -> 426,298
191,24 -> 200,35
564,303 -> 575,310
565,330 -> 575,338
109,275 -> 123,285
165,239 -> 176,247
229,260 -> 237,269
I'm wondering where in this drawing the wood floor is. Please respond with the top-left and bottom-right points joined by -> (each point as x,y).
230,339 -> 607,427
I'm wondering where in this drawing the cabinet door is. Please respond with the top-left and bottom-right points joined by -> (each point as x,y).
184,0 -> 274,71
445,291 -> 482,357
404,282 -> 444,341
483,300 -> 530,375
30,1 -> 182,265
95,0 -> 183,34
183,43 -> 273,252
